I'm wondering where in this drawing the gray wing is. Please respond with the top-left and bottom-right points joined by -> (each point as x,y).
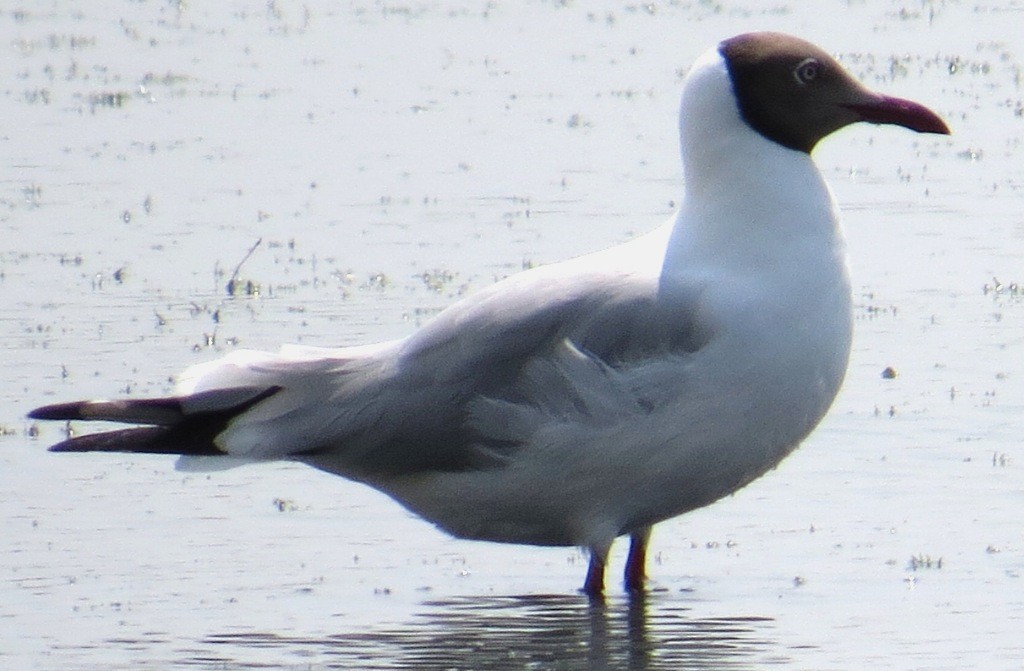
304,264 -> 710,478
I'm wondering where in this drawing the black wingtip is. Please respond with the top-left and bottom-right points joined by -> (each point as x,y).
29,386 -> 283,426
28,401 -> 88,421
32,386 -> 283,455
47,426 -> 158,453
45,425 -> 224,455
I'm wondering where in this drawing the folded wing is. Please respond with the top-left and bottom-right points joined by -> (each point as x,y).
31,244 -> 708,480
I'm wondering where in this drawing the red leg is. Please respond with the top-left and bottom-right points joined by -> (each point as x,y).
624,527 -> 651,592
582,547 -> 607,599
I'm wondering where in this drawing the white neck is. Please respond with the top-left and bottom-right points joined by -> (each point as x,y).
663,48 -> 844,278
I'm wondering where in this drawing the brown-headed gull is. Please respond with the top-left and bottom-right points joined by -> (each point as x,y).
30,32 -> 949,597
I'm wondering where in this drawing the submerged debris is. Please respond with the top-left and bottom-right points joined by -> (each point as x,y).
86,90 -> 130,111
273,497 -> 298,512
908,554 -> 943,571
225,278 -> 262,297
419,268 -> 456,293
992,452 -> 1011,467
983,277 -> 1021,297
225,238 -> 263,296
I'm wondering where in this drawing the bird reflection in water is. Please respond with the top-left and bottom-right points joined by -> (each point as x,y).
199,592 -> 783,669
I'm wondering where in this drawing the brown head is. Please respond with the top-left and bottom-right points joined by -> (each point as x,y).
719,32 -> 950,153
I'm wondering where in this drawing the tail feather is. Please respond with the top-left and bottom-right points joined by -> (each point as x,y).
30,386 -> 282,455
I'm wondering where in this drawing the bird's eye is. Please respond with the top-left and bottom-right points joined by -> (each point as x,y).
793,58 -> 820,85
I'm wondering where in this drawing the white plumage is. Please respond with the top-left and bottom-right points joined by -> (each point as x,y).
31,32 -> 949,596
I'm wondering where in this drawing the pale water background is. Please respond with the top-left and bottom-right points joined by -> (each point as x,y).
2,1 -> 1022,669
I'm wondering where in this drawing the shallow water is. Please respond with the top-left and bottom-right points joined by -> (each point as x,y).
2,1 -> 1022,669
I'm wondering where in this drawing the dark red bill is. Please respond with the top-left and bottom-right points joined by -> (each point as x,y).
845,94 -> 950,135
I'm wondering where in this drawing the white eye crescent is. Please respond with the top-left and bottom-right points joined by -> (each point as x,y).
793,58 -> 820,85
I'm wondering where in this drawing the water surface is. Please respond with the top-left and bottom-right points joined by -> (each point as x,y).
2,1 -> 1022,669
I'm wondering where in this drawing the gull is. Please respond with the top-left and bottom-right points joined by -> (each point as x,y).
29,32 -> 949,597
